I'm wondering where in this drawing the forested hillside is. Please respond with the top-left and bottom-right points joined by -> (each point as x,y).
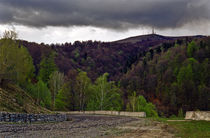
0,30 -> 209,116
120,37 -> 210,115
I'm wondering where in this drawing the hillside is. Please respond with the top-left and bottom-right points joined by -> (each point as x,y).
0,83 -> 49,113
0,33 -> 209,116
120,36 -> 210,115
20,34 -> 204,81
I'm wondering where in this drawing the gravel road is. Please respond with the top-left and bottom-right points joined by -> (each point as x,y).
0,114 -> 174,138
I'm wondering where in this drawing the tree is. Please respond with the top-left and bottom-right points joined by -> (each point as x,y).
36,80 -> 51,108
25,80 -> 51,109
2,29 -> 18,40
126,91 -> 137,112
38,52 -> 57,82
75,71 -> 91,111
87,73 -> 122,111
55,82 -> 73,111
0,38 -> 35,85
48,71 -> 65,110
187,41 -> 198,57
126,92 -> 158,117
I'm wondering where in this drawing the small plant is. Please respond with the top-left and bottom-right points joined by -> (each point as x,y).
170,114 -> 177,119
178,108 -> 184,118
16,94 -> 24,106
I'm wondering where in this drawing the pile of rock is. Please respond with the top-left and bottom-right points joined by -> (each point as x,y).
0,112 -> 67,123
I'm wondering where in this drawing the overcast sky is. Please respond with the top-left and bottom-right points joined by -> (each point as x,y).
0,0 -> 210,44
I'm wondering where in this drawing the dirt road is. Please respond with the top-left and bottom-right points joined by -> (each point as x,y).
0,114 -> 175,138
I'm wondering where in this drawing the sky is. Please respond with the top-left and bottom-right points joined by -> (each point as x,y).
0,0 -> 210,44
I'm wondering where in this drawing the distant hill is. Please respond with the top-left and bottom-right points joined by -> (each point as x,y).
114,34 -> 204,44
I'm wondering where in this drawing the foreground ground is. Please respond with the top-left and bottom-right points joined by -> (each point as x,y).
0,114 -> 176,138
0,114 -> 209,138
156,118 -> 210,138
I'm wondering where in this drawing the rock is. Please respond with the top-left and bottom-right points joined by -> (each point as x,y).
0,112 -> 67,123
185,111 -> 210,121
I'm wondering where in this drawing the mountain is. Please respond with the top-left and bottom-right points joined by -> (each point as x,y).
114,34 -> 204,43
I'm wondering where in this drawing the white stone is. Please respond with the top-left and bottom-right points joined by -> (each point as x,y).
185,111 -> 210,121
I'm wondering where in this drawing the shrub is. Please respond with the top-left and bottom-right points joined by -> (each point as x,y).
126,92 -> 158,117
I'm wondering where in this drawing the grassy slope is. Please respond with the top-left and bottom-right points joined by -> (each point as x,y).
151,117 -> 210,138
0,83 -> 50,113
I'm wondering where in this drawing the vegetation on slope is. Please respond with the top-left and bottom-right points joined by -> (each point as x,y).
0,29 -> 209,117
0,83 -> 49,113
121,38 -> 210,115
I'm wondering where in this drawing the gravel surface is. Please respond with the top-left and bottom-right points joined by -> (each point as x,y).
0,114 -> 175,138
0,114 -> 139,138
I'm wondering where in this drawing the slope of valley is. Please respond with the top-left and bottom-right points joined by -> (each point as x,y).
0,33 -> 209,116
16,34 -> 209,115
20,34 -> 204,81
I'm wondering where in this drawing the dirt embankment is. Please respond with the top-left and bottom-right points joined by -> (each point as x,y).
0,83 -> 49,113
0,114 -> 175,138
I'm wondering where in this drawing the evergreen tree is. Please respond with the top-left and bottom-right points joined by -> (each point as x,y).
38,52 -> 57,82
55,82 -> 73,111
36,80 -> 51,108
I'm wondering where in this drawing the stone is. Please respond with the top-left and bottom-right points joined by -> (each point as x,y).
0,112 -> 67,123
185,111 -> 210,121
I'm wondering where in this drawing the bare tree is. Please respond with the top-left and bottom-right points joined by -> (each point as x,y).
2,28 -> 18,40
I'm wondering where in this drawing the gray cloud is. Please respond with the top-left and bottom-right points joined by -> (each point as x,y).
0,0 -> 210,30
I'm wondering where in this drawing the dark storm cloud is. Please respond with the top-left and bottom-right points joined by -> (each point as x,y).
0,0 -> 209,29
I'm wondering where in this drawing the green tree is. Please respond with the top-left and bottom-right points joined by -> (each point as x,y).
177,64 -> 193,85
36,80 -> 51,108
75,71 -> 91,111
187,41 -> 198,57
87,73 -> 122,111
48,71 -> 65,110
38,52 -> 57,82
55,82 -> 73,111
0,39 -> 35,85
126,92 -> 158,117
126,91 -> 138,112
26,80 -> 51,108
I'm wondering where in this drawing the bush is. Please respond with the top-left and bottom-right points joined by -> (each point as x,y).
126,92 -> 158,117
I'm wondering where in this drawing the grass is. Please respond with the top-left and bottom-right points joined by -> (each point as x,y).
168,120 -> 210,138
150,117 -> 210,138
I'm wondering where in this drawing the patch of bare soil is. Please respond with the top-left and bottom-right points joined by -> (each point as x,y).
112,119 -> 175,138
